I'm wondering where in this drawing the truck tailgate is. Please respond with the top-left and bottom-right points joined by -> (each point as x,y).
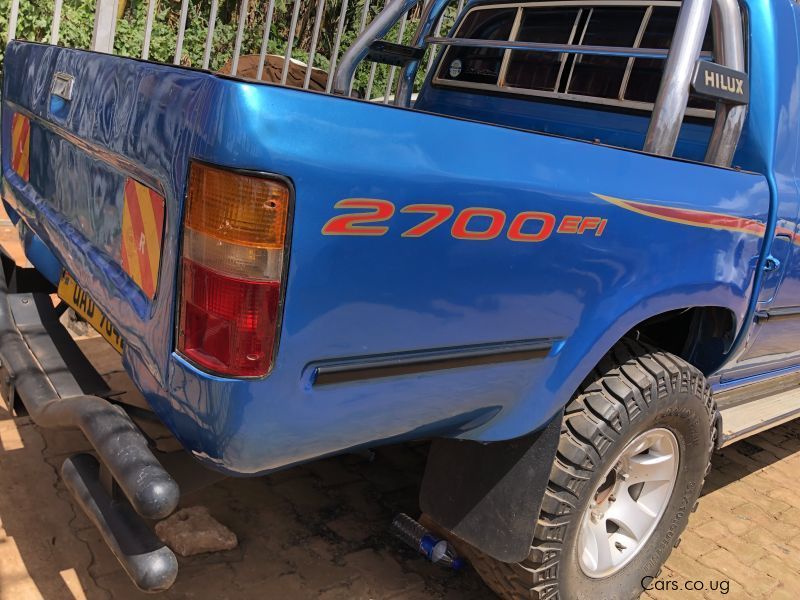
2,42 -> 212,379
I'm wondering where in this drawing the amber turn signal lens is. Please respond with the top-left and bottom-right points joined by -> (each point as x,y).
186,163 -> 289,249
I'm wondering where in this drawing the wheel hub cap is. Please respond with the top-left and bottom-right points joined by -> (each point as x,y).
578,428 -> 679,578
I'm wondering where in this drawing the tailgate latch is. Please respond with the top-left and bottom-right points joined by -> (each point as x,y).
51,72 -> 75,101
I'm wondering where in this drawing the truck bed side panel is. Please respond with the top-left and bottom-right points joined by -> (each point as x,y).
2,43 -> 770,473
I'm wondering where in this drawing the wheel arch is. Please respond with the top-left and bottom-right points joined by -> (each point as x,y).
625,305 -> 737,376
469,291 -> 744,446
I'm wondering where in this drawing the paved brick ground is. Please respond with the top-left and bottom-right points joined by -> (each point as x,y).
643,427 -> 800,600
1,219 -> 799,599
4,392 -> 800,600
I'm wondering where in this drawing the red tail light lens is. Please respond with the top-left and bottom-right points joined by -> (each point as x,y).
179,259 -> 280,376
177,163 -> 290,377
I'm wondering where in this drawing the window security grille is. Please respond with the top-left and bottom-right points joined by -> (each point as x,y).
434,1 -> 715,117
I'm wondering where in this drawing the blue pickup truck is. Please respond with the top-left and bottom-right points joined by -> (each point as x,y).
1,0 -> 796,596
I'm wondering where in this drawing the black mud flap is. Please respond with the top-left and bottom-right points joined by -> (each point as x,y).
419,409 -> 562,563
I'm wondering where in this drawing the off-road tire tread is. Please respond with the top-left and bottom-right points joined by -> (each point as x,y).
469,339 -> 716,600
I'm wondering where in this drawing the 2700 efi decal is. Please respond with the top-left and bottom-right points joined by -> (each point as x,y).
321,199 -> 607,241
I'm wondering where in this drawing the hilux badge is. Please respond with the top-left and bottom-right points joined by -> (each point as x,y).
449,59 -> 462,78
691,61 -> 749,105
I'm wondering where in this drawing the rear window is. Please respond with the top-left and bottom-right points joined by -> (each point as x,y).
504,8 -> 580,91
434,1 -> 715,117
565,6 -> 647,99
438,8 -> 517,85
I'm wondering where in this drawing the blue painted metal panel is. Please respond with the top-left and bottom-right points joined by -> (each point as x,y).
19,220 -> 62,285
0,35 -> 774,474
414,85 -> 716,164
714,0 -> 800,381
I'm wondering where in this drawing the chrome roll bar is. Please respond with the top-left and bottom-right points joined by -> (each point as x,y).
422,37 -> 714,60
643,0 -> 713,156
335,0 -> 747,168
645,0 -> 746,166
333,0 -> 422,95
705,0 -> 747,166
395,0 -> 452,106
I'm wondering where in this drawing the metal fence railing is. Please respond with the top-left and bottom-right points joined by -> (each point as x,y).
1,0 -> 465,101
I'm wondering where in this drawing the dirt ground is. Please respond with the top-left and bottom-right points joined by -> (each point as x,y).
2,218 -> 800,599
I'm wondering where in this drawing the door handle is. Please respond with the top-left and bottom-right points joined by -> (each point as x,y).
764,255 -> 781,272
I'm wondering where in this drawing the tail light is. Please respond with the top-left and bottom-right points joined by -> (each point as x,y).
177,162 -> 290,377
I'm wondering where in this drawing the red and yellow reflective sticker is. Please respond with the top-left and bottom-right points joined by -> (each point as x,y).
120,178 -> 165,299
10,113 -> 30,182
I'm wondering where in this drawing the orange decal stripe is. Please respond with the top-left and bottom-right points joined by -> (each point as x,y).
594,193 -> 767,237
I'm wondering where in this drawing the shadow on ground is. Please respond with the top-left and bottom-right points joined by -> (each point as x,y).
702,422 -> 800,497
0,402 -> 493,599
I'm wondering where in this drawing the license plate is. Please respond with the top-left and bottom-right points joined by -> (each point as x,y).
57,271 -> 124,354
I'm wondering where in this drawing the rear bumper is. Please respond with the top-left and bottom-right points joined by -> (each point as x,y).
0,254 -> 180,591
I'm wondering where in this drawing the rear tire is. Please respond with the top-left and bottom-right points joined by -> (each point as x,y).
470,339 -> 716,600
